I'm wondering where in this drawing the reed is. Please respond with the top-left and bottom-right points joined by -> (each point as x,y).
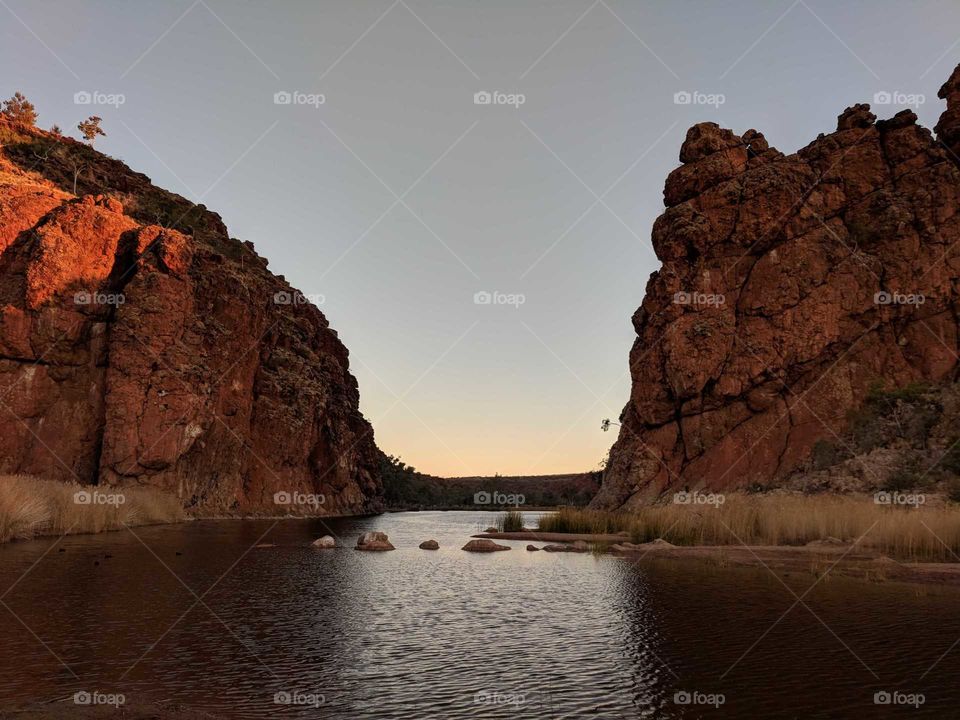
0,475 -> 185,543
538,494 -> 960,562
496,509 -> 525,532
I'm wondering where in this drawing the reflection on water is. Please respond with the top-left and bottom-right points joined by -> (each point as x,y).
0,511 -> 958,718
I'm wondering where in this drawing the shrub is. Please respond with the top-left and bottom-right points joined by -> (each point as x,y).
1,92 -> 37,126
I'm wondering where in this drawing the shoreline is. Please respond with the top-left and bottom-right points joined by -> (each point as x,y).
477,531 -> 960,587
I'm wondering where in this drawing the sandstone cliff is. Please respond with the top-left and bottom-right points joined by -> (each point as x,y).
594,64 -> 960,510
0,119 -> 382,515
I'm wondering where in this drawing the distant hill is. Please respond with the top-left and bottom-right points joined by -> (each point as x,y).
379,453 -> 600,510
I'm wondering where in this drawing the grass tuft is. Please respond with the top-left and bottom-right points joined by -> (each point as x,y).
539,495 -> 960,562
0,475 -> 185,543
496,510 -> 525,532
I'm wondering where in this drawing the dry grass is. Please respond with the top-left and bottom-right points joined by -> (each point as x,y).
0,475 -> 185,543
539,495 -> 960,562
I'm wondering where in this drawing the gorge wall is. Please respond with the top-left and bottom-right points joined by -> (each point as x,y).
594,64 -> 960,510
0,120 -> 382,515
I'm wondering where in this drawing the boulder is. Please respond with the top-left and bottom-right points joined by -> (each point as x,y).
419,539 -> 439,550
526,544 -> 540,551
312,535 -> 336,548
356,531 -> 395,551
462,539 -> 510,552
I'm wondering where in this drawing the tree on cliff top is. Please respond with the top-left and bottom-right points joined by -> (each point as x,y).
1,92 -> 38,126
77,116 -> 105,145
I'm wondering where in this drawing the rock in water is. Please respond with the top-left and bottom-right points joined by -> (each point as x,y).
462,539 -> 510,552
419,539 -> 439,550
356,532 -> 395,551
0,119 -> 382,516
312,536 -> 336,548
594,64 -> 960,510
542,541 -> 590,553
526,544 -> 540,551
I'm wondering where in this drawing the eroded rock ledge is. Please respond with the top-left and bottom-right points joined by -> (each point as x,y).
593,64 -> 960,510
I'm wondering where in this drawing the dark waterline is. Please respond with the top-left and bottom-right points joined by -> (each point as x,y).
0,511 -> 958,718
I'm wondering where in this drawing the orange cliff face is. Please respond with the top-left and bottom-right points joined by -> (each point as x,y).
0,120 -> 382,515
593,64 -> 960,511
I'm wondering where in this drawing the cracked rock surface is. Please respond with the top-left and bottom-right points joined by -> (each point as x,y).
0,119 -> 382,515
593,64 -> 960,510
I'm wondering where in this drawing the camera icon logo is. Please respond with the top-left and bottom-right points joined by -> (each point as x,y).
873,91 -> 892,105
274,91 -> 292,105
874,691 -> 892,705
74,91 -> 92,105
673,691 -> 692,704
474,291 -> 492,305
73,490 -> 92,505
673,91 -> 692,105
273,491 -> 292,505
474,91 -> 492,105
273,291 -> 292,305
474,491 -> 491,505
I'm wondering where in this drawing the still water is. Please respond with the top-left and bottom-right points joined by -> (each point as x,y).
0,510 -> 957,718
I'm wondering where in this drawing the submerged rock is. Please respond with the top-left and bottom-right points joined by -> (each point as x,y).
356,531 -> 395,551
419,539 -> 439,550
462,539 -> 510,552
543,540 -> 590,553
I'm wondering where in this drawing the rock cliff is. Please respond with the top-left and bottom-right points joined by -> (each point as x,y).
594,64 -> 960,510
0,119 -> 382,515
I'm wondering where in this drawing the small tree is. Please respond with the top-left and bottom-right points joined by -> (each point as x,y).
49,124 -> 62,136
77,115 -> 105,145
1,92 -> 38,126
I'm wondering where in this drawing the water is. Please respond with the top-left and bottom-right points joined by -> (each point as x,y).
0,510 -> 958,718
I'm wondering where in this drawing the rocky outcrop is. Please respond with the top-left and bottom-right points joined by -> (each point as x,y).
0,120 -> 382,515
594,64 -> 960,510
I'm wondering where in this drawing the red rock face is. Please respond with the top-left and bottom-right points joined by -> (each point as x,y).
0,121 -> 382,515
594,65 -> 960,510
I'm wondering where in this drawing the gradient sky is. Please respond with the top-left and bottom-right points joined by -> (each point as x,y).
2,0 -> 958,476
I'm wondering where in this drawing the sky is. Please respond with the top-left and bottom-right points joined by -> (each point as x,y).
2,0 -> 959,477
